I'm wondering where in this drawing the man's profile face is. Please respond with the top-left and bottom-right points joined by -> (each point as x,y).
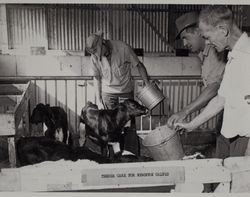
199,21 -> 227,52
180,28 -> 204,53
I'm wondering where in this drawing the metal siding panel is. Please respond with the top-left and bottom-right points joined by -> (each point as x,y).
7,5 -> 46,49
6,4 -> 244,52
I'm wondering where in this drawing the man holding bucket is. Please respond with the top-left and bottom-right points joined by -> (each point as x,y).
167,12 -> 227,132
85,30 -> 150,157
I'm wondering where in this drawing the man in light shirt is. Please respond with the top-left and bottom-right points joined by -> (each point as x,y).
175,5 -> 250,158
86,30 -> 150,110
85,31 -> 150,157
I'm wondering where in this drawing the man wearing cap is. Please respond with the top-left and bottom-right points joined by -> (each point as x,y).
86,30 -> 150,110
85,31 -> 150,157
167,12 -> 226,134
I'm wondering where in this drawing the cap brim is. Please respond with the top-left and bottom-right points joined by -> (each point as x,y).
175,32 -> 182,40
175,23 -> 197,40
86,36 -> 103,59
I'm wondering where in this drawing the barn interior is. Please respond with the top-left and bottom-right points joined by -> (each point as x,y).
0,3 -> 250,193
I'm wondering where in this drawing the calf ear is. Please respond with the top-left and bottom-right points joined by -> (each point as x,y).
80,110 -> 86,123
79,117 -> 85,123
45,104 -> 51,112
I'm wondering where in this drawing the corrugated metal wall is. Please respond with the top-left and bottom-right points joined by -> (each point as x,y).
7,5 -> 47,49
6,4 -> 171,52
6,4 -> 244,52
46,4 -> 170,52
47,4 -> 110,50
231,5 -> 244,29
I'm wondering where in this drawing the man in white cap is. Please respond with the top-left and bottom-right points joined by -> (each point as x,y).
85,31 -> 150,157
167,12 -> 226,135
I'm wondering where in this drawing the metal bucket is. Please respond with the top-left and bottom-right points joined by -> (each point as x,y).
136,82 -> 165,110
142,125 -> 184,161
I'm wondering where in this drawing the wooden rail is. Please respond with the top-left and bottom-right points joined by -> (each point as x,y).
0,81 -> 34,167
1,156 -> 250,192
0,158 -> 231,192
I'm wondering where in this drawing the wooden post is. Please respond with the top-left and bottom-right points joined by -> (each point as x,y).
7,137 -> 16,168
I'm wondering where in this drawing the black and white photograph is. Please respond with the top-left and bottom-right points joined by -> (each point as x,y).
0,0 -> 250,194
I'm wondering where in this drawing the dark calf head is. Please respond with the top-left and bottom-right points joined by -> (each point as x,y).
30,103 -> 48,124
31,103 -> 55,128
80,101 -> 98,125
122,99 -> 148,117
80,100 -> 148,155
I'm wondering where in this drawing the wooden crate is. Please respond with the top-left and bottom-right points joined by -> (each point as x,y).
224,156 -> 250,193
0,81 -> 33,167
0,158 -> 231,192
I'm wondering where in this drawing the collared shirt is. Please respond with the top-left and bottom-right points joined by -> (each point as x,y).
90,40 -> 139,94
198,44 -> 226,87
218,32 -> 250,138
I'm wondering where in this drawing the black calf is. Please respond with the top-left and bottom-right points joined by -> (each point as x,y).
16,136 -> 111,166
30,103 -> 71,145
80,99 -> 148,156
16,136 -> 153,166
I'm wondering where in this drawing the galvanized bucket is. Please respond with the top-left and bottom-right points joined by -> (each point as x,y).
136,82 -> 165,110
142,125 -> 184,161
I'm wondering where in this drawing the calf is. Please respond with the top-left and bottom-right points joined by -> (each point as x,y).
16,136 -> 153,166
16,136 -> 111,166
30,103 -> 71,145
80,99 -> 148,156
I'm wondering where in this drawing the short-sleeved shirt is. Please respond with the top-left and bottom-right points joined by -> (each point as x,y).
218,32 -> 250,138
198,44 -> 226,87
90,40 -> 139,94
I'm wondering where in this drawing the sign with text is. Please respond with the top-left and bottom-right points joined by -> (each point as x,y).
81,166 -> 185,187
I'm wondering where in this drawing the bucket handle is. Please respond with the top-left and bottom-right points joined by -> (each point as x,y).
151,80 -> 161,90
175,126 -> 186,135
150,132 -> 178,147
136,79 -> 161,97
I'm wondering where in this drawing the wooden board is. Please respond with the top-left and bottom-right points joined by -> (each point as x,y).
224,156 -> 250,193
0,158 -> 231,192
0,170 -> 20,191
0,81 -> 33,168
80,166 -> 184,188
0,82 -> 31,136
0,113 -> 15,136
0,95 -> 20,107
14,81 -> 32,130
0,84 -> 27,95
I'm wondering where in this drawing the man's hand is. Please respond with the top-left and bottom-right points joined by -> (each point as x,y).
174,121 -> 196,132
167,111 -> 187,129
144,79 -> 150,86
